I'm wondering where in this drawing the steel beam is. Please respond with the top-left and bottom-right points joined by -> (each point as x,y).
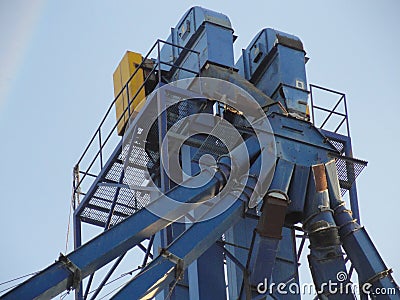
112,150 -> 264,299
112,193 -> 245,299
1,137 -> 260,300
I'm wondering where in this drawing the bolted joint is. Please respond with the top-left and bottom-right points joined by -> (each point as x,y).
364,268 -> 393,286
307,220 -> 341,249
333,204 -> 362,239
160,249 -> 184,280
58,253 -> 81,291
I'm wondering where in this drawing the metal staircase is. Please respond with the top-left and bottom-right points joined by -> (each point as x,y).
2,7 -> 399,300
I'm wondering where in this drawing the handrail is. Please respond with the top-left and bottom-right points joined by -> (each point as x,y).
72,39 -> 201,205
309,84 -> 350,137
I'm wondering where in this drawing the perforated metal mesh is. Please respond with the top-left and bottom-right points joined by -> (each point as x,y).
335,156 -> 367,196
328,138 -> 345,154
78,95 -> 365,228
77,99 -> 209,228
79,139 -> 153,228
192,135 -> 229,162
167,100 -> 191,129
192,111 -> 251,161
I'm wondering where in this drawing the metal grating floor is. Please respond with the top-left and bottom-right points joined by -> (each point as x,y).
77,96 -> 366,228
335,155 -> 367,196
326,137 -> 367,196
77,99 -> 214,228
79,141 -> 152,228
78,141 -> 367,227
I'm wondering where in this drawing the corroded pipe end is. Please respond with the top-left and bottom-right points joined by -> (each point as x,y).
313,164 -> 327,192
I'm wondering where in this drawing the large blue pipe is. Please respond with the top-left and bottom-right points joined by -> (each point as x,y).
112,148 -> 264,299
304,164 -> 355,300
325,160 -> 400,299
1,137 -> 261,300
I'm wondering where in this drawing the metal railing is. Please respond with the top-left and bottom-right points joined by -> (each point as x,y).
309,84 -> 350,137
72,39 -> 201,209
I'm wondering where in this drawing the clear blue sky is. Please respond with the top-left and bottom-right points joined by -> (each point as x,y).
1,1 -> 399,299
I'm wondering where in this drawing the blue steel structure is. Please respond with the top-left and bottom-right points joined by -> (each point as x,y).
2,6 -> 400,300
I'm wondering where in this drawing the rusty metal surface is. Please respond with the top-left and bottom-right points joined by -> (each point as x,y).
313,164 -> 328,192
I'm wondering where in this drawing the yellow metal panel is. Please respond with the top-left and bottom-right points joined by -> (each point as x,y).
113,51 -> 146,135
113,64 -> 126,135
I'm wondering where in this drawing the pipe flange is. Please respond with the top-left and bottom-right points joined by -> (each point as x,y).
364,268 -> 393,285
